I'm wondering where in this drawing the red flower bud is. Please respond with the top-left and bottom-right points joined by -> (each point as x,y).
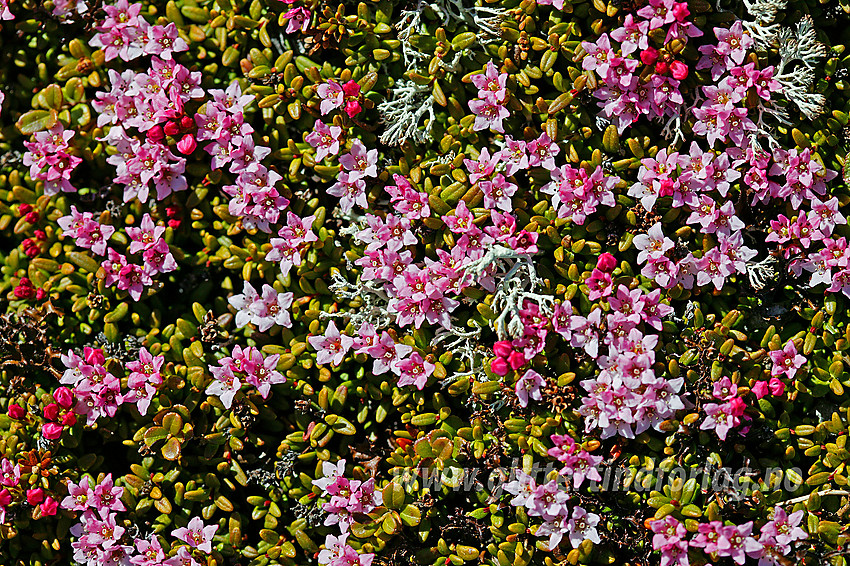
35,288 -> 46,301
176,133 -> 197,155
167,219 -> 182,229
83,347 -> 105,366
640,47 -> 659,66
14,279 -> 35,299
7,404 -> 25,420
508,350 -> 527,370
26,487 -> 44,505
163,120 -> 181,136
62,412 -> 77,426
655,60 -> 669,75
18,203 -> 32,215
490,357 -> 509,376
147,125 -> 165,143
25,211 -> 40,224
493,341 -> 514,358
670,60 -> 689,80
54,387 -> 74,410
34,230 -> 46,241
0,489 -> 11,507
596,252 -> 617,273
41,496 -> 58,516
180,115 -> 195,130
672,2 -> 690,20
43,403 -> 60,422
344,100 -> 362,118
41,422 -> 64,440
342,80 -> 361,97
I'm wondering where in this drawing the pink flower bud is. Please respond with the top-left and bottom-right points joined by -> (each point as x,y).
180,115 -> 195,130
7,404 -> 25,420
490,357 -> 509,376
41,496 -> 58,516
42,422 -> 64,440
342,80 -> 361,97
0,489 -> 11,507
658,178 -> 675,197
640,47 -> 659,66
35,288 -> 46,301
26,487 -> 44,506
768,377 -> 785,396
655,60 -> 669,75
493,341 -> 514,358
508,350 -> 527,370
62,412 -> 77,426
54,387 -> 74,409
596,252 -> 617,273
83,347 -> 105,366
163,120 -> 181,136
751,381 -> 768,399
727,397 -> 746,417
43,403 -> 59,422
672,2 -> 690,20
14,280 -> 35,299
670,60 -> 689,80
176,134 -> 197,155
344,100 -> 362,118
147,125 -> 165,143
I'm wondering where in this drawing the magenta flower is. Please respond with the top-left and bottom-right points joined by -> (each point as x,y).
308,321 -> 355,366
515,369 -> 544,408
305,120 -> 343,162
395,351 -> 435,390
171,516 -> 217,553
469,97 -> 510,133
769,340 -> 806,379
283,6 -> 311,33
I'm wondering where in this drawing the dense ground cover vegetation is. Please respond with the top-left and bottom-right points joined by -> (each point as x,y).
1,0 -> 850,564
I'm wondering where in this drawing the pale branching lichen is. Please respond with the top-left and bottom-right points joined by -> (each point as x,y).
462,245 -> 555,340
325,270 -> 395,329
377,79 -> 436,146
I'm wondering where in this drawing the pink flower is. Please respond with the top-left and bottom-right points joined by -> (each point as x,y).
283,6 -> 311,34
769,339 -> 806,379
470,61 -> 508,103
171,516 -> 218,553
308,321 -> 355,366
515,369 -> 544,407
306,120 -> 343,162
317,80 -> 344,115
395,351 -> 435,390
469,98 -> 510,133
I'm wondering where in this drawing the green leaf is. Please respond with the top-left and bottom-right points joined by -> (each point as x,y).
16,109 -> 57,134
400,504 -> 421,526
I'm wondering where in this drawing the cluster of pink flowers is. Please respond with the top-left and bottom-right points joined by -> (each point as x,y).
0,457 -> 58,522
546,434 -> 603,488
327,140 -> 379,213
93,59 -> 204,202
317,79 -> 363,118
313,460 -> 378,566
265,211 -> 318,277
504,471 -> 601,551
203,81 -> 287,233
542,164 -> 619,225
23,123 -> 82,195
61,346 -> 165,425
228,281 -> 294,332
555,266 -> 683,439
58,206 -> 115,256
699,376 -> 747,441
582,0 -> 700,134
205,344 -> 286,408
308,321 -> 435,390
633,221 -> 756,291
469,61 -> 511,133
651,510 -> 806,565
89,0 -> 188,62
